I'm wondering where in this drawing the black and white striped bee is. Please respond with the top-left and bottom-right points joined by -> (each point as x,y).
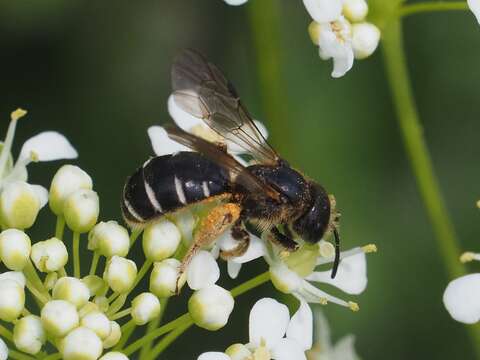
122,49 -> 341,280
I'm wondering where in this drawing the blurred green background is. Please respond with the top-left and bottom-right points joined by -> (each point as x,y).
1,0 -> 480,358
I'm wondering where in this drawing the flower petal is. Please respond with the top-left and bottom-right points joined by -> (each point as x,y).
331,334 -> 359,360
443,273 -> 480,324
30,184 -> 49,209
318,23 -> 354,78
303,0 -> 343,23
249,298 -> 290,349
468,0 -> 480,23
312,310 -> 333,352
187,250 -> 220,290
286,301 -> 313,351
224,0 -> 248,5
227,261 -> 242,279
231,235 -> 265,264
271,338 -> 307,360
147,126 -> 190,156
168,95 -> 204,130
198,352 -> 231,360
306,252 -> 367,295
19,132 -> 78,162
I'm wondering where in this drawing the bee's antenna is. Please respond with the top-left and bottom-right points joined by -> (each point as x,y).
331,228 -> 341,279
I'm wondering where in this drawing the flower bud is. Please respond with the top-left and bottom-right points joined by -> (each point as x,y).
41,300 -> 79,338
81,311 -> 111,339
150,259 -> 185,298
0,229 -> 31,270
343,0 -> 368,22
83,275 -> 108,297
103,256 -> 137,294
53,277 -> 91,309
44,272 -> 58,290
0,271 -> 26,287
269,263 -> 302,294
79,302 -> 100,318
94,296 -> 109,313
131,292 -> 161,325
188,285 -> 234,331
142,220 -> 181,261
88,221 -> 130,258
103,321 -> 121,349
0,279 -> 25,322
31,237 -> 68,272
351,23 -> 381,60
49,165 -> 93,215
0,181 -> 45,229
62,327 -> 103,360
0,338 -> 7,360
225,344 -> 252,359
100,352 -> 129,360
13,315 -> 46,355
64,189 -> 99,233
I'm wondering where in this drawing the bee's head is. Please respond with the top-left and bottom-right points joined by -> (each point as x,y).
292,182 -> 338,243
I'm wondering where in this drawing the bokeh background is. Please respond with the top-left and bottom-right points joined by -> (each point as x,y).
1,0 -> 480,358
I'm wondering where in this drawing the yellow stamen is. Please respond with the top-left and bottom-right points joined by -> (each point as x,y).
476,200 -> 480,209
460,252 -> 476,263
349,302 -> 359,312
308,21 -> 321,45
29,151 -> 39,162
319,297 -> 328,305
362,244 -> 377,253
11,108 -> 27,122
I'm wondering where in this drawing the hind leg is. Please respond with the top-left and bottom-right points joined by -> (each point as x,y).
219,220 -> 251,260
268,227 -> 298,251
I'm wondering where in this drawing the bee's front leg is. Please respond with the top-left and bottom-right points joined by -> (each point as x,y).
268,226 -> 298,251
219,220 -> 250,260
176,202 -> 241,293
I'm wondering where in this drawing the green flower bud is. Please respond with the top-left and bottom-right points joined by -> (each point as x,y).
131,292 -> 161,325
52,277 -> 91,309
103,256 -> 137,294
82,275 -> 108,297
103,321 -> 121,349
81,311 -> 111,340
0,229 -> 31,271
0,279 -> 25,322
30,237 -> 68,272
150,259 -> 185,298
64,189 -> 99,233
88,221 -> 130,258
188,285 -> 234,331
142,220 -> 181,262
13,315 -> 46,355
41,300 -> 79,338
62,327 -> 103,360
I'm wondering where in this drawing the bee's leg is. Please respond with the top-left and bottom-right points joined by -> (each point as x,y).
176,203 -> 241,292
268,227 -> 298,251
219,220 -> 250,260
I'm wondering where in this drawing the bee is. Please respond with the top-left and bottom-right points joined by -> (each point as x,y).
121,49 -> 341,281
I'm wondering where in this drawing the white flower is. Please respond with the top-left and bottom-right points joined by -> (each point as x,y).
198,297 -> 313,360
41,300 -> 79,338
188,284 -> 234,331
0,229 -> 31,271
88,221 -> 130,258
0,278 -> 25,322
100,352 -> 129,360
104,256 -> 137,294
268,243 -> 375,310
49,165 -> 93,215
131,292 -> 161,325
443,273 -> 480,324
468,0 -> 480,24
223,0 -> 248,6
62,327 -> 103,360
0,338 -> 8,360
81,311 -> 112,339
150,258 -> 186,298
306,310 -> 360,360
303,0 -> 343,23
53,276 -> 91,309
142,220 -> 181,261
342,0 -> 368,22
187,250 -> 221,290
63,189 -> 100,233
351,23 -> 381,60
13,315 -> 46,355
31,237 -> 68,272
0,271 -> 26,287
103,321 -> 121,349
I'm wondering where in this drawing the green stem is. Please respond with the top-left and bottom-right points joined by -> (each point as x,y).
55,216 -> 65,240
0,116 -> 18,180
0,324 -> 13,341
400,1 -> 469,17
131,260 -> 153,290
89,252 -> 100,276
42,353 -> 62,360
247,0 -> 292,155
110,307 -> 131,321
25,280 -> 49,305
143,321 -> 192,360
230,271 -> 270,297
73,232 -> 81,278
381,17 -> 480,357
114,319 -> 136,351
130,228 -> 142,246
122,313 -> 192,356
139,298 -> 169,360
8,350 -> 36,360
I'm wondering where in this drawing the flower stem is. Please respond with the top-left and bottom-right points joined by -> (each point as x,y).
73,232 -> 81,278
130,228 -> 142,246
114,319 -> 136,351
131,259 -> 153,290
0,116 -> 18,180
55,216 -> 65,240
400,1 -> 468,17
0,324 -> 13,341
230,270 -> 270,297
42,353 -> 62,360
381,17 -> 480,356
122,313 -> 192,356
8,350 -> 36,360
139,298 -> 169,360
143,320 -> 192,360
89,252 -> 100,276
110,307 -> 131,321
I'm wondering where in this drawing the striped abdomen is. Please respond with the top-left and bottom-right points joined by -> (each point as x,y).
122,152 -> 231,225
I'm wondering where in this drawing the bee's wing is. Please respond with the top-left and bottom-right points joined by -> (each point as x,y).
171,49 -> 279,165
164,124 -> 281,201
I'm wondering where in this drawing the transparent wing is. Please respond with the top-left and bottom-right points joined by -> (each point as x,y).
164,124 -> 281,201
171,49 -> 279,165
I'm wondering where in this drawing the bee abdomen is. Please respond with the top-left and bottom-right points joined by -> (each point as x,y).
122,152 -> 231,226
